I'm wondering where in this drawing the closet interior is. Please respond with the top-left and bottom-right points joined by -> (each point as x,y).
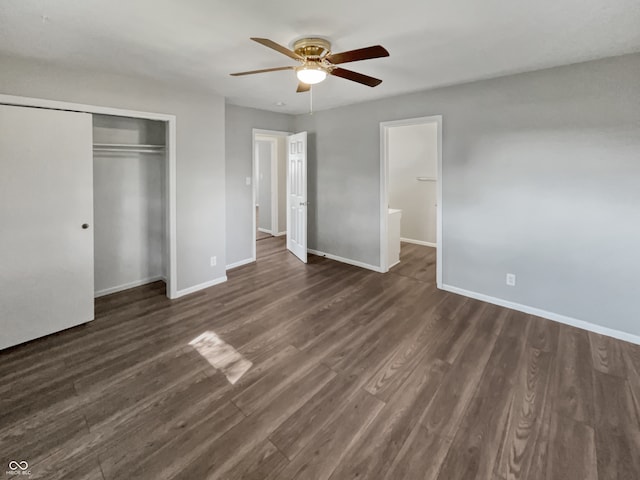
92,114 -> 167,297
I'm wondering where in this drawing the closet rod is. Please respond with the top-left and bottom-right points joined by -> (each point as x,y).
93,148 -> 165,154
416,176 -> 436,182
93,143 -> 165,154
93,143 -> 165,148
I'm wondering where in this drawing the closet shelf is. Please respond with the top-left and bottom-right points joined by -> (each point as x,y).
93,143 -> 165,154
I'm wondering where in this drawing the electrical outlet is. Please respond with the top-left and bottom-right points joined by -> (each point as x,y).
210,256 -> 217,267
506,273 -> 516,287
245,177 -> 251,186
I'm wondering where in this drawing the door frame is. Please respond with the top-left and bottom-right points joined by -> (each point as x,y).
379,115 -> 443,287
0,94 -> 178,299
251,129 -> 291,261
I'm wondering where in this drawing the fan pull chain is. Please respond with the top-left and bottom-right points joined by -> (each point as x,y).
309,86 -> 313,115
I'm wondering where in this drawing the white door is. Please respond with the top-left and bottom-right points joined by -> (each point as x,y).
0,105 -> 94,350
286,132 -> 307,263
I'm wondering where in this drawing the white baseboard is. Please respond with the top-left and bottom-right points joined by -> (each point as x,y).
401,237 -> 436,247
308,249 -> 383,273
174,276 -> 227,299
257,227 -> 273,234
440,283 -> 640,346
388,260 -> 401,269
95,275 -> 165,298
274,231 -> 287,237
226,257 -> 255,270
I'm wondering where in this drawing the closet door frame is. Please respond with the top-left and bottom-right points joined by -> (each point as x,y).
0,94 -> 178,299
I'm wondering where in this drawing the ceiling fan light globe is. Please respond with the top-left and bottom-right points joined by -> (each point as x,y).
296,67 -> 327,85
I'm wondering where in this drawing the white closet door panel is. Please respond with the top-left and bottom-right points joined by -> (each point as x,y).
0,104 -> 94,350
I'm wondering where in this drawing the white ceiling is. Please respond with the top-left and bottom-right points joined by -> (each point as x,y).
1,0 -> 639,114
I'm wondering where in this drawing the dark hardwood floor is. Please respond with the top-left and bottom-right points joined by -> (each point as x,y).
1,238 -> 640,479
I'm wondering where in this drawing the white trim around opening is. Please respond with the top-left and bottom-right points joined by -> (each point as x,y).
0,93 -> 179,299
379,115 -> 443,287
251,128 -> 292,263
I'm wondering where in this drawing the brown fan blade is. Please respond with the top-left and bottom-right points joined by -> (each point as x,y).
296,82 -> 311,93
330,67 -> 382,87
230,66 -> 295,76
326,45 -> 389,65
251,38 -> 303,61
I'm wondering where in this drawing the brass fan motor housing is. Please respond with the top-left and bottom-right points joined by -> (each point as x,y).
293,38 -> 332,59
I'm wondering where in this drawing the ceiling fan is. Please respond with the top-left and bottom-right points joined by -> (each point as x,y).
231,37 -> 389,92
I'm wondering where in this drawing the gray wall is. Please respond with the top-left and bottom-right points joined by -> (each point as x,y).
256,140 -> 272,231
93,115 -> 166,295
225,104 -> 293,266
296,53 -> 640,337
0,54 -> 226,291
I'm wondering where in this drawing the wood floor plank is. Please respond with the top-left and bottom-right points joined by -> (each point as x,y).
170,364 -> 336,480
623,348 -> 640,428
383,424 -> 452,480
419,302 -> 506,440
240,273 -> 385,361
330,282 -> 438,377
0,407 -> 89,470
16,442 -> 106,480
328,359 -> 449,480
268,373 -> 362,460
434,315 -> 532,480
292,274 -> 411,354
80,348 -> 206,428
589,331 -> 627,378
2,241 -> 639,480
389,241 -> 436,283
232,345 -> 319,416
545,412 -> 597,480
222,440 -> 288,480
554,328 -> 596,424
494,347 -> 554,480
524,366 -> 556,480
274,386 -> 385,480
624,343 -> 640,378
527,316 -> 559,354
27,373 -> 233,480
96,372 -> 233,478
216,266 -> 367,348
592,370 -> 640,478
114,401 -> 245,480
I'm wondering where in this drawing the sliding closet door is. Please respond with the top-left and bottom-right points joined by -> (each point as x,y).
0,104 -> 94,350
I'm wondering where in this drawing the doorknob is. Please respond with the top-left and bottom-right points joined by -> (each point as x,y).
82,223 -> 90,229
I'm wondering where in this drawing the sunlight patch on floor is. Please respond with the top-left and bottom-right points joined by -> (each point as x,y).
189,331 -> 252,384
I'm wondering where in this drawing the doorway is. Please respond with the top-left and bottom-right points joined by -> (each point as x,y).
92,114 -> 168,298
380,116 -> 443,286
252,129 -> 290,259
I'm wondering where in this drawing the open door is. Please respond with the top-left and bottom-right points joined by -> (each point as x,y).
286,131 -> 307,263
0,104 -> 94,350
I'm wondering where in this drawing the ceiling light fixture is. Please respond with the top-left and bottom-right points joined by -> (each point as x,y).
296,63 -> 327,85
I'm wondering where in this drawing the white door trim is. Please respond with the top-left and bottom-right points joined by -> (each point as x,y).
251,129 -> 291,261
380,115 -> 443,287
0,93 -> 178,299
